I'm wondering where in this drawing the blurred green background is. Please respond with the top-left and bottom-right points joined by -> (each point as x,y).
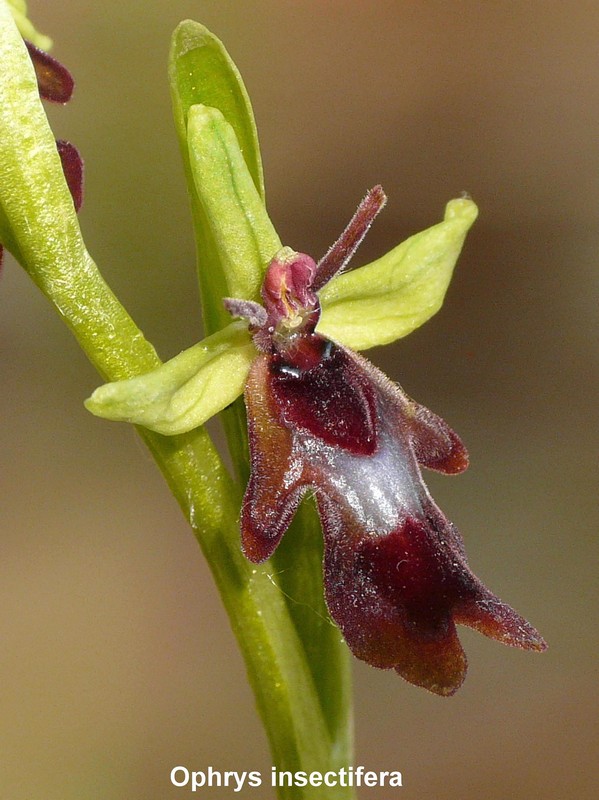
1,1 -> 597,798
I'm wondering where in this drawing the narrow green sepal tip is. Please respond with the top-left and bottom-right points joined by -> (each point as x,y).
444,195 -> 478,224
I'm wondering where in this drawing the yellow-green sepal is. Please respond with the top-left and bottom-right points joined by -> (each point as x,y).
317,197 -> 478,350
85,322 -> 255,435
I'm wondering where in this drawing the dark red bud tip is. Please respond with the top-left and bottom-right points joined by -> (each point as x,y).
261,250 -> 318,327
313,185 -> 387,291
25,41 -> 74,104
56,141 -> 84,212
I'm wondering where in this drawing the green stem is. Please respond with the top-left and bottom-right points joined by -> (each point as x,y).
0,7 -> 355,797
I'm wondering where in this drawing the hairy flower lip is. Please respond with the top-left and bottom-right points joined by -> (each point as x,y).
242,343 -> 546,694
237,195 -> 545,694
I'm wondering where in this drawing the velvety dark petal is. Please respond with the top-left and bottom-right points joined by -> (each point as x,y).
269,337 -> 377,456
347,349 -> 469,474
0,244 -> 4,274
56,140 -> 84,212
320,500 -> 468,695
25,41 -> 74,104
313,185 -> 387,291
241,355 -> 310,562
405,402 -> 469,474
455,590 -> 547,651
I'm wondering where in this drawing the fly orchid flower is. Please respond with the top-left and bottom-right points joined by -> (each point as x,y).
222,188 -> 546,695
84,84 -> 545,695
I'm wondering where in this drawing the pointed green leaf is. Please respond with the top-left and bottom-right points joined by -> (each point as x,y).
187,104 -> 281,303
0,2 -> 159,380
318,198 -> 478,350
85,321 -> 255,435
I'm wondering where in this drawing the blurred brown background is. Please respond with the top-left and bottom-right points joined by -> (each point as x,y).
1,1 -> 597,798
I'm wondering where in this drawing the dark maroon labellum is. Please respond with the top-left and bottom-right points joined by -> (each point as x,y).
226,186 -> 546,694
270,338 -> 377,456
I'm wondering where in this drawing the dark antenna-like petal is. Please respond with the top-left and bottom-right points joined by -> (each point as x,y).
223,297 -> 268,329
313,185 -> 387,291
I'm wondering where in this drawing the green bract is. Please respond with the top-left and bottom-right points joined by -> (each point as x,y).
85,103 -> 478,433
169,20 -> 266,336
8,0 -> 52,51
